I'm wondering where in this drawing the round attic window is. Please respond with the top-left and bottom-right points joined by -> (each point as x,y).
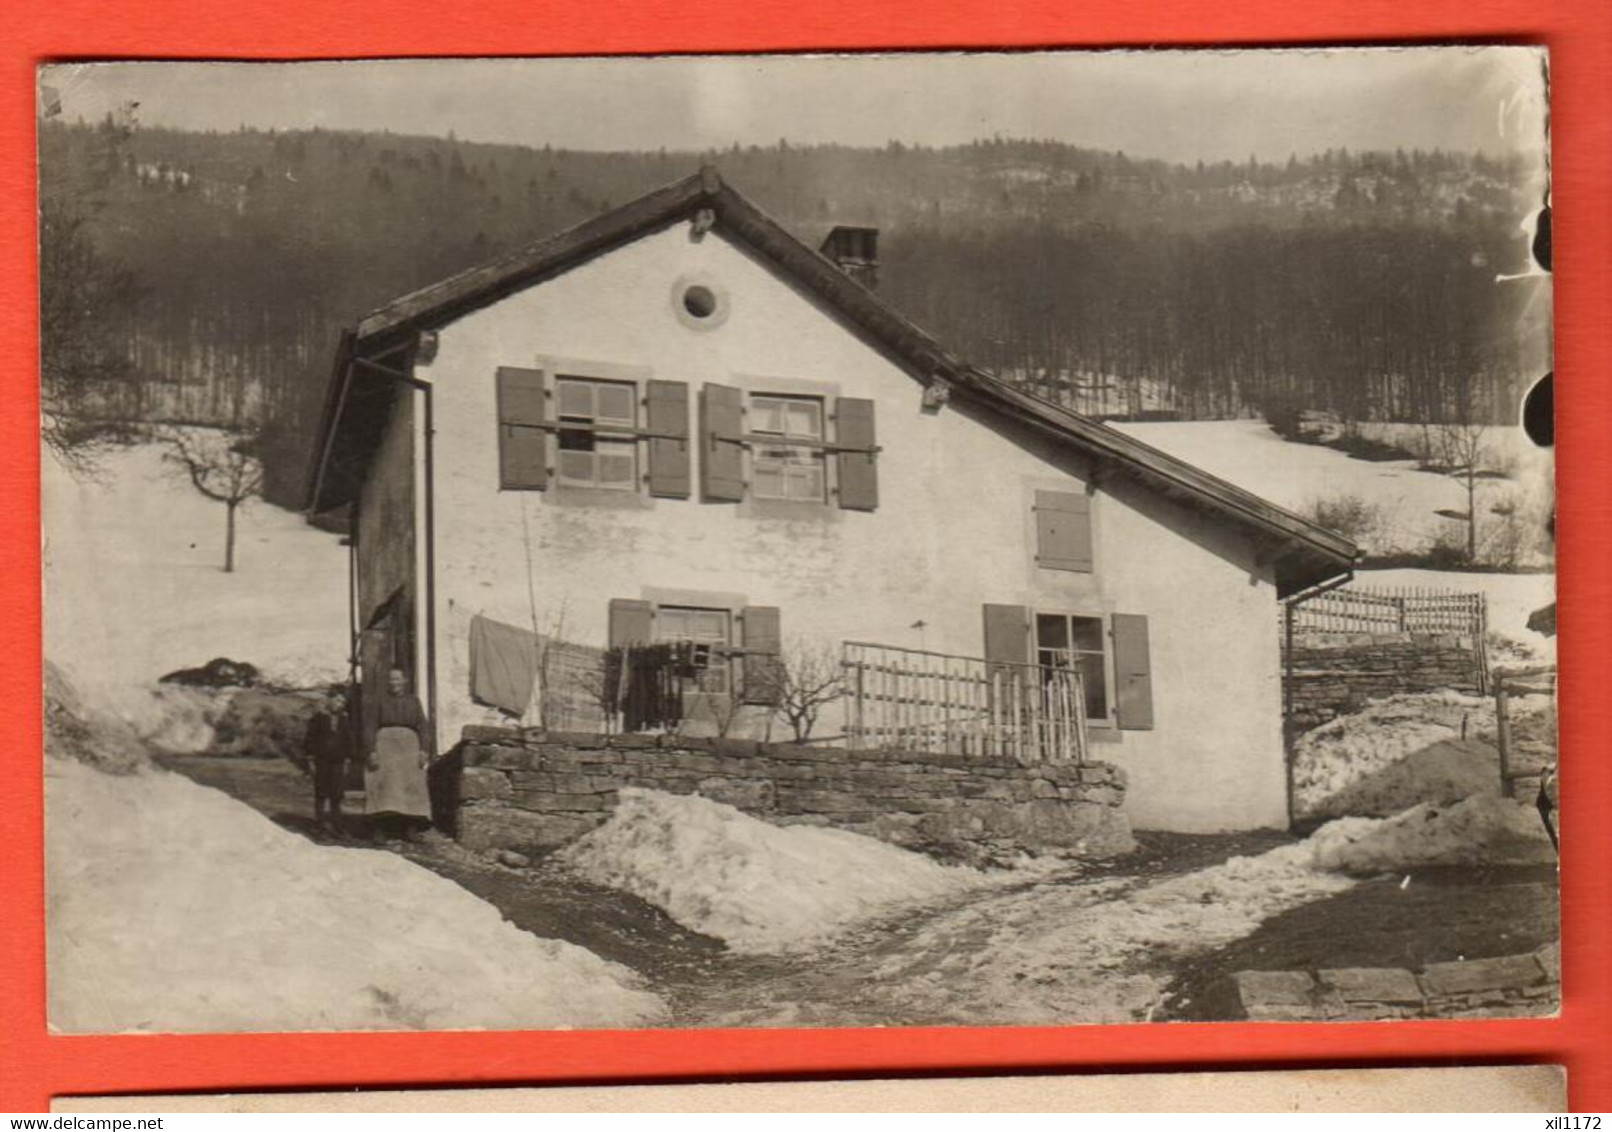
672,274 -> 730,330
683,284 -> 718,319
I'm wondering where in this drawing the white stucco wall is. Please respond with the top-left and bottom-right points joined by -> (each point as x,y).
413,220 -> 1289,832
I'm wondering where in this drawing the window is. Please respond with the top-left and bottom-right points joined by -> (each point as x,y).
1036,613 -> 1110,722
750,394 -> 826,501
555,377 -> 637,490
656,605 -> 732,694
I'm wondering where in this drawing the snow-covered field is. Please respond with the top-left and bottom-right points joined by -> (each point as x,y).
1113,420 -> 1556,654
1112,419 -> 1550,559
44,439 -> 349,694
46,755 -> 665,1033
560,788 -> 1033,954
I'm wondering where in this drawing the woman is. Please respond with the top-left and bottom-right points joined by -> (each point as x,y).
362,666 -> 434,840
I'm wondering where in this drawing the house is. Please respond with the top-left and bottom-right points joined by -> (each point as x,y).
306,168 -> 1358,834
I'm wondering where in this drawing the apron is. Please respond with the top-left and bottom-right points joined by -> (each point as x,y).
365,725 -> 432,819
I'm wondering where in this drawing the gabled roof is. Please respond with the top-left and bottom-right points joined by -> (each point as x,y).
311,167 -> 1358,596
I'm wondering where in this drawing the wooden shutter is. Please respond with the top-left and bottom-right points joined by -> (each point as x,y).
700,382 -> 746,502
497,366 -> 548,490
1112,613 -> 1154,730
1034,490 -> 1093,572
983,603 -> 1031,715
983,604 -> 1031,673
608,598 -> 655,647
740,605 -> 783,706
835,397 -> 878,511
645,379 -> 691,498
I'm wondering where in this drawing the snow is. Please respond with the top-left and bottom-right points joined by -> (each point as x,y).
712,836 -> 1360,1027
717,796 -> 1548,1026
1112,419 -> 1552,565
1109,420 -> 1555,654
934,839 -> 1358,1024
559,788 -> 1024,954
1306,794 -> 1555,875
46,755 -> 667,1033
1292,690 -> 1554,820
43,438 -> 349,696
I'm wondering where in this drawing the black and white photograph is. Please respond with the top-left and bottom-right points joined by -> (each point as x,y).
40,48 -> 1557,1033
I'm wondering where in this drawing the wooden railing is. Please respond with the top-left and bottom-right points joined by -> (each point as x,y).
1283,582 -> 1492,696
1288,584 -> 1487,637
842,641 -> 1087,764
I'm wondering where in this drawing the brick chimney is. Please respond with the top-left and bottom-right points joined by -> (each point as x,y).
819,226 -> 879,290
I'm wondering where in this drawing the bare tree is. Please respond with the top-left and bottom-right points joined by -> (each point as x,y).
162,428 -> 264,572
1432,421 -> 1496,563
770,641 -> 847,743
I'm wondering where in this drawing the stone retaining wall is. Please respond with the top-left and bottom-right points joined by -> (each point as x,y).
1285,631 -> 1485,732
448,727 -> 1134,862
1234,943 -> 1559,1021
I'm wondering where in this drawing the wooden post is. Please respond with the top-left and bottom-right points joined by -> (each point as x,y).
1283,600 -> 1296,723
1495,676 -> 1513,798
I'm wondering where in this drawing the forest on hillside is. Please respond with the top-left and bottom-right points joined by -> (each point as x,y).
39,116 -> 1547,507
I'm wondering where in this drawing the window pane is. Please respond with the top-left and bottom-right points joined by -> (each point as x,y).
753,465 -> 785,499
1072,616 -> 1105,653
691,610 -> 728,642
785,464 -> 824,500
597,453 -> 635,488
557,426 -> 595,452
1080,653 -> 1108,719
799,465 -> 826,500
557,379 -> 593,417
557,450 -> 593,482
657,608 -> 689,639
785,400 -> 822,439
752,397 -> 785,435
596,382 -> 635,424
1036,614 -> 1070,651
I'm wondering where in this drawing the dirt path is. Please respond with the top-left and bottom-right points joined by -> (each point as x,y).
160,752 -> 1314,1026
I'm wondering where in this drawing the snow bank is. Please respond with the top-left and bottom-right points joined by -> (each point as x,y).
47,757 -> 666,1033
559,788 -> 1015,954
44,661 -> 147,774
1305,794 -> 1555,875
1293,690 -> 1553,820
44,439 -> 348,692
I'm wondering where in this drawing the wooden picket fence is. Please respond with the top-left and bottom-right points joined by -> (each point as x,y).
1288,584 -> 1488,638
842,641 -> 1088,765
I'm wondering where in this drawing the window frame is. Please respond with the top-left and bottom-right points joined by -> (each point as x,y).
748,392 -> 829,503
553,374 -> 641,492
1033,610 -> 1116,727
654,603 -> 735,695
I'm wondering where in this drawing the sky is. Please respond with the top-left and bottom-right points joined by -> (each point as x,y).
40,48 -> 1548,166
